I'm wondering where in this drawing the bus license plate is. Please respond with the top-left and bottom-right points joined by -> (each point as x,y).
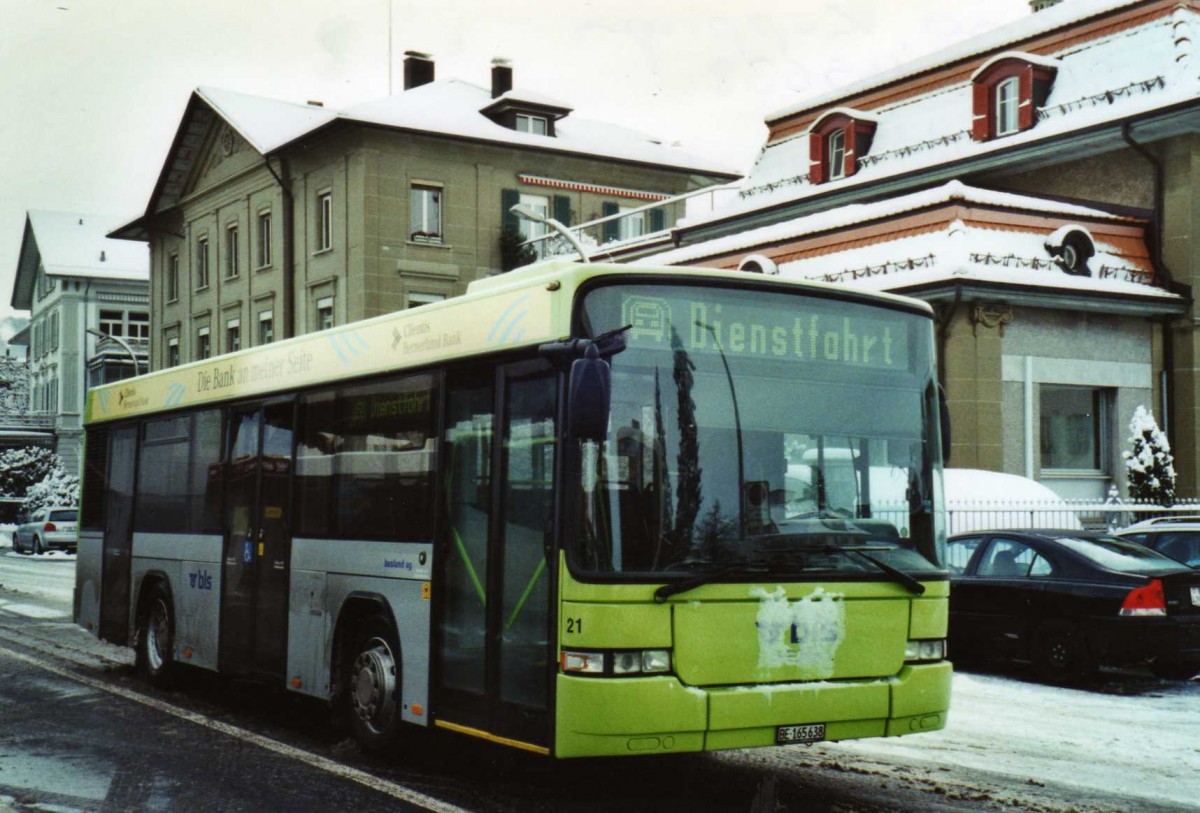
776,723 -> 825,744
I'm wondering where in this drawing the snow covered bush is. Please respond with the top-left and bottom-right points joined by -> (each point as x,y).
0,446 -> 60,499
1123,405 -> 1175,506
23,464 -> 79,515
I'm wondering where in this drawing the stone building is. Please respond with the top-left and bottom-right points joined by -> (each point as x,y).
112,53 -> 736,371
10,211 -> 150,469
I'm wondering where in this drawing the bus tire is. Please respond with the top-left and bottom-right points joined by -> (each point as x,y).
137,583 -> 177,688
1031,619 -> 1093,685
347,616 -> 403,753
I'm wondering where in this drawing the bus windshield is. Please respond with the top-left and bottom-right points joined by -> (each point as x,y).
572,281 -> 945,580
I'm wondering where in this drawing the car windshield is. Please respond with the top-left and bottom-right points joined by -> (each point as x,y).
1056,535 -> 1183,573
570,282 -> 945,579
48,510 -> 77,523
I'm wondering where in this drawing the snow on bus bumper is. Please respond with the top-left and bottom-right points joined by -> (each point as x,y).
554,662 -> 951,758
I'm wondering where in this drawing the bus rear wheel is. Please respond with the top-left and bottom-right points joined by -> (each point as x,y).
347,618 -> 403,752
137,583 -> 177,688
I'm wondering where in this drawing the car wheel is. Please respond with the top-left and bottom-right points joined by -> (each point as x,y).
1031,619 -> 1094,685
137,583 -> 177,688
346,616 -> 403,753
1150,659 -> 1199,681
32,535 -> 43,555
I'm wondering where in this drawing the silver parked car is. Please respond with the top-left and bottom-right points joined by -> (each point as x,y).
1115,516 -> 1200,568
13,506 -> 78,554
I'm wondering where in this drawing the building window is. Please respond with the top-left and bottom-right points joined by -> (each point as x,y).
807,110 -> 876,185
317,296 -> 334,330
618,206 -> 646,241
50,312 -> 59,350
197,327 -> 211,360
196,237 -> 210,289
518,193 -> 550,256
516,114 -> 548,135
317,191 -> 332,251
99,310 -> 124,337
226,318 -> 241,353
129,312 -> 150,340
970,53 -> 1058,142
225,223 -> 239,278
410,184 -> 443,242
1040,386 -> 1108,471
168,253 -> 180,301
827,129 -> 847,180
995,77 -> 1020,136
167,338 -> 180,368
257,211 -> 272,268
407,292 -> 446,309
258,310 -> 274,345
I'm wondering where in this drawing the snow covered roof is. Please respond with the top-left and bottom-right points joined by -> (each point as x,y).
694,1 -> 1199,227
12,212 -> 149,311
642,181 -> 1183,313
202,80 -> 732,174
768,0 -> 1154,122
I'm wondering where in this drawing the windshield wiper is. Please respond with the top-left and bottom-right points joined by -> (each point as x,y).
653,562 -> 770,603
822,545 -> 925,595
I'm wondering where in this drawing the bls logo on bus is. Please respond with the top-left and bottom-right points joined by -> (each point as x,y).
189,569 -> 213,590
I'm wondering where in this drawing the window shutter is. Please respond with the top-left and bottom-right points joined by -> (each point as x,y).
602,202 -> 619,242
649,207 -> 665,232
553,195 -> 571,226
843,126 -> 857,178
809,132 -> 826,185
971,82 -> 991,141
502,188 -> 520,230
1018,65 -> 1035,130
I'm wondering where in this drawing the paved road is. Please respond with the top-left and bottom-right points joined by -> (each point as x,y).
0,542 -> 1194,813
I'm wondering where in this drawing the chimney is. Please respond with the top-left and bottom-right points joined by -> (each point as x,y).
491,57 -> 513,99
403,51 -> 435,90
1029,0 -> 1063,11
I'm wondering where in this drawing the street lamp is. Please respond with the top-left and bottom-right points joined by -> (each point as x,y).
86,328 -> 143,378
509,204 -> 591,263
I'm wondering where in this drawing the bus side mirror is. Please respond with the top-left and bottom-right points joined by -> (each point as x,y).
569,343 -> 611,442
938,384 -> 952,464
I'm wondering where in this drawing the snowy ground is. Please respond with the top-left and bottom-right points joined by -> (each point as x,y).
837,669 -> 1200,809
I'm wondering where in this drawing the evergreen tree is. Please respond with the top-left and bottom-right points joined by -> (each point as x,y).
1123,405 -> 1176,506
0,446 -> 60,499
24,465 -> 79,515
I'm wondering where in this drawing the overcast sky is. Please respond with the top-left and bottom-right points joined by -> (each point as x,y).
0,0 -> 1034,319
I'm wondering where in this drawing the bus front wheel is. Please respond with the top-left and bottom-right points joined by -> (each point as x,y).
347,617 -> 403,752
137,583 -> 177,688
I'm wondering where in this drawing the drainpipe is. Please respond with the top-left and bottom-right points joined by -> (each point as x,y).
1122,122 -> 1181,446
263,155 -> 296,338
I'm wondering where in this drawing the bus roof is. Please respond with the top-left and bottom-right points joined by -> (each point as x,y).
85,260 -> 932,425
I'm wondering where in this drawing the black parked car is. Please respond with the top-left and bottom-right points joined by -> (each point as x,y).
948,530 -> 1200,683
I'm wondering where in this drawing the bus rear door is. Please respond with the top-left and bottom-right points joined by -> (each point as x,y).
220,400 -> 294,680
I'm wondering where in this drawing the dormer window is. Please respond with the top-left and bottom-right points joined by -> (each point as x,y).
516,114 -> 548,135
807,108 -> 878,185
971,52 -> 1058,141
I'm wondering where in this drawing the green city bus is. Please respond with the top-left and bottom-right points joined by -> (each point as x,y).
75,259 -> 951,757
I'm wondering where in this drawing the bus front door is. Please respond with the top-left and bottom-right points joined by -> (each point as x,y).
220,400 -> 294,680
436,365 -> 557,752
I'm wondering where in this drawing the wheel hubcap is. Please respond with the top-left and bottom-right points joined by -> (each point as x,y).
351,638 -> 397,734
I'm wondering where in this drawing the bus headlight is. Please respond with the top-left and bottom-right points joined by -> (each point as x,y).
561,649 -> 672,676
904,639 -> 946,663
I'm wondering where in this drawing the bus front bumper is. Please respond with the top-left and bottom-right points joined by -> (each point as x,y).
554,661 -> 951,758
